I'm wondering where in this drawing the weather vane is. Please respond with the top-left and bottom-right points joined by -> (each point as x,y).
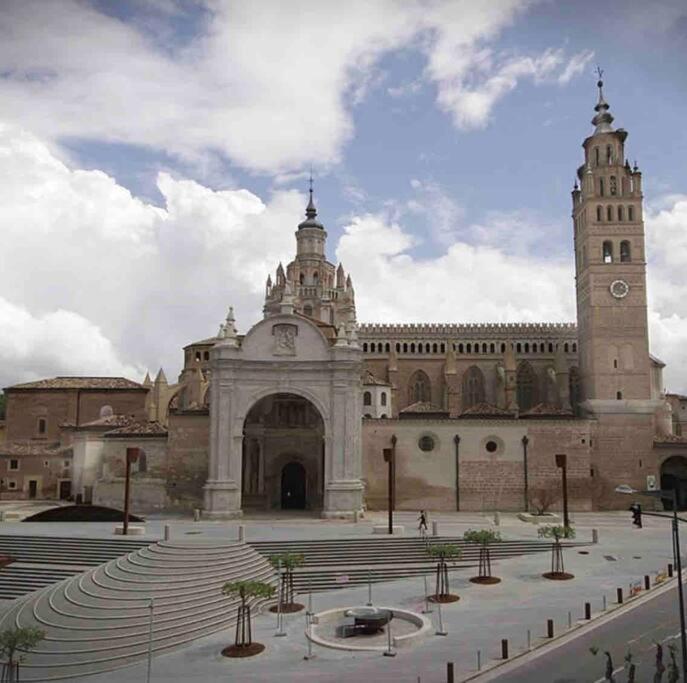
595,65 -> 604,82
308,165 -> 313,197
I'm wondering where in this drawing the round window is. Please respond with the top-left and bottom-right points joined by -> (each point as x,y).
418,435 -> 435,452
485,440 -> 498,453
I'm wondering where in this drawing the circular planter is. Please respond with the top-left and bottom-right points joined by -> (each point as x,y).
428,594 -> 460,603
542,571 -> 575,581
221,643 -> 265,658
269,602 -> 304,613
469,576 -> 501,585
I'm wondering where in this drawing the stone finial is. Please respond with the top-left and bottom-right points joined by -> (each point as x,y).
336,263 -> 345,288
217,323 -> 227,339
154,367 -> 168,386
142,372 -> 152,387
280,281 -> 295,315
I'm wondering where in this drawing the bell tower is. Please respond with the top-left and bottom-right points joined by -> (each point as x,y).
572,72 -> 652,404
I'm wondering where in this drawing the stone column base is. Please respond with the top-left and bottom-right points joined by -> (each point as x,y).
203,479 -> 243,519
322,479 -> 364,520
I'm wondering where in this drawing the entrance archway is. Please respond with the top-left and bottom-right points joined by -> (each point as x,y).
281,462 -> 306,509
242,393 -> 324,511
660,456 -> 687,510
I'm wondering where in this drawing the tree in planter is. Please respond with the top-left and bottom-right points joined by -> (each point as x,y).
268,553 -> 305,613
0,626 -> 45,683
655,642 -> 666,682
527,479 -> 561,516
589,647 -> 615,681
667,643 -> 679,683
221,580 -> 275,658
426,543 -> 461,603
463,529 -> 502,584
538,525 -> 576,580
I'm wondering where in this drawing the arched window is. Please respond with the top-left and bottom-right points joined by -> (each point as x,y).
607,205 -> 613,221
37,417 -> 47,435
620,240 -> 631,262
617,391 -> 623,400
363,343 -> 368,352
462,366 -> 485,410
603,241 -> 613,263
572,342 -> 577,352
569,367 -> 581,414
466,343 -> 472,353
371,342 -> 376,352
381,392 -> 387,407
596,205 -> 603,222
628,206 -> 634,221
403,343 -> 408,353
410,343 -> 416,353
564,343 -> 569,353
516,343 -> 522,353
385,343 -> 390,353
490,343 -> 495,353
501,343 -> 506,352
396,342 -> 401,352
299,273 -> 304,284
458,343 -> 464,353
606,145 -> 613,163
617,206 -> 624,221
432,343 -> 438,353
313,271 -> 318,283
408,370 -> 431,404
548,343 -> 554,353
599,178 -> 605,196
426,343 -> 431,353
363,391 -> 372,406
594,147 -> 600,165
418,343 -> 423,354
440,343 -> 445,353
610,175 -> 617,195
517,362 -> 538,412
482,343 -> 488,353
524,343 -> 530,353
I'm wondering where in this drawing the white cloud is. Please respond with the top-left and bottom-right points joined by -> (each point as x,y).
0,122 -> 300,387
0,0 -> 591,173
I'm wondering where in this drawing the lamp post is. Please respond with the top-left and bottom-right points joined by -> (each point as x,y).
616,484 -> 687,678
555,453 -> 569,530
382,436 -> 397,535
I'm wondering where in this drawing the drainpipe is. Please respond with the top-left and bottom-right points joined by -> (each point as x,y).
454,435 -> 461,511
522,435 -> 529,512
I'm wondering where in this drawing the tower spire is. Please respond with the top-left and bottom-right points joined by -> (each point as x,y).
591,66 -> 614,134
298,169 -> 323,229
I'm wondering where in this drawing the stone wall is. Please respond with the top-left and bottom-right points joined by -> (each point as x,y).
166,411 -> 209,510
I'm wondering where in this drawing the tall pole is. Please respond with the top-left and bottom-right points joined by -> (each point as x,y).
454,435 -> 460,511
123,447 -> 138,536
672,490 -> 687,679
383,436 -> 397,536
522,436 -> 529,512
555,453 -> 569,530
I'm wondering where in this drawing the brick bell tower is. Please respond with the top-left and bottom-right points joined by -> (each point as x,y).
572,72 -> 653,407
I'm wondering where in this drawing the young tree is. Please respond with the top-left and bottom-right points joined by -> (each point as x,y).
538,525 -> 576,580
655,642 -> 666,682
426,543 -> 461,602
528,480 -> 561,515
221,580 -> 275,657
268,552 -> 305,612
463,529 -> 502,584
0,626 -> 45,683
625,652 -> 636,683
667,643 -> 679,683
589,647 -> 616,682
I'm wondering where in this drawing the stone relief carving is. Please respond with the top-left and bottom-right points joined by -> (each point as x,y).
272,323 -> 298,356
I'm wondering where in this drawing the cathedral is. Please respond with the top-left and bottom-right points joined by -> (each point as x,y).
3,80 -> 687,516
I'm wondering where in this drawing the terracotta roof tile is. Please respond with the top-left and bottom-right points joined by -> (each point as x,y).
459,402 -> 514,418
78,415 -> 140,430
7,377 -> 144,391
654,434 -> 687,445
0,441 -> 70,457
520,403 -> 574,418
400,401 -> 449,415
362,371 -> 391,387
104,421 -> 167,438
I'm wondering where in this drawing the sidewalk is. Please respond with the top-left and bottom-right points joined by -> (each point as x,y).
59,511 -> 678,683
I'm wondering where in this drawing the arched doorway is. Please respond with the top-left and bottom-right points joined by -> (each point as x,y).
281,462 -> 306,509
242,393 -> 324,511
661,456 -> 687,510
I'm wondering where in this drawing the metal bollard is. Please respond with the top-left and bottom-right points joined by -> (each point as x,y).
668,563 -> 674,578
436,600 -> 447,636
584,602 -> 591,620
644,575 -> 651,591
494,511 -> 501,526
304,617 -> 315,660
592,528 -> 599,544
383,618 -> 396,657
446,662 -> 454,683
477,650 -> 481,671
527,629 -> 531,649
547,619 -> 554,638
366,570 -> 373,607
432,520 -> 439,537
164,524 -> 170,541
602,595 -> 607,611
568,611 -> 572,629
616,587 -> 623,604
193,508 -> 201,522
238,525 -> 245,543
501,639 -> 509,660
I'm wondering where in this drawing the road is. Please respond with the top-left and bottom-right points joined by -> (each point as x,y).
487,585 -> 683,682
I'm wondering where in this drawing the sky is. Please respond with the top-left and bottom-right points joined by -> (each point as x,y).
1,0 -> 686,392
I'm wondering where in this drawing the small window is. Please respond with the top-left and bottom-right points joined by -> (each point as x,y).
63,460 -> 70,468
572,343 -> 577,352
458,344 -> 464,354
396,343 -> 400,352
371,343 -> 376,353
43,460 -> 49,468
617,391 -> 623,400
8,481 -> 16,490
564,343 -> 569,353
466,343 -> 472,353
203,351 -> 209,361
613,359 -> 618,369
501,343 -> 506,352
363,343 -> 368,352
37,417 -> 47,435
596,205 -> 603,222
381,393 -> 387,407
548,343 -> 554,352
440,343 -> 445,353
8,460 -> 19,471
418,435 -> 435,452
432,343 -> 438,353
603,241 -> 613,263
410,343 -> 416,353
610,175 -> 617,196
299,273 -> 304,285
137,452 -> 147,474
607,205 -> 613,221
594,147 -> 600,165
195,351 -> 201,361
628,206 -> 634,221
617,206 -> 624,221
606,145 -> 613,163
485,441 -> 498,453
620,240 -> 631,263
403,343 -> 408,353
363,391 -> 372,406
516,343 -> 522,353
524,343 -> 530,353
599,178 -> 605,196
385,343 -> 390,352
490,343 -> 495,353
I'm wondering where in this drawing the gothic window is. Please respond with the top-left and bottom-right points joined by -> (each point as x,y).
386,343 -> 390,352
628,206 -> 634,221
371,342 -> 376,352
617,206 -> 624,221
482,343 -> 488,353
524,343 -> 530,353
602,241 -> 613,263
564,343 -> 569,353
516,343 -> 522,353
596,205 -> 603,222
594,147 -> 600,165
607,205 -> 613,221
381,392 -> 387,407
410,343 -> 416,353
569,367 -> 581,414
599,178 -> 605,196
458,343 -> 464,353
408,370 -> 431,404
363,391 -> 372,406
620,240 -> 631,262
462,366 -> 485,410
610,176 -> 617,196
490,343 -> 495,353
466,343 -> 472,353
516,362 -> 538,412
440,343 -> 445,353
403,343 -> 408,353
501,343 -> 506,352
396,342 -> 401,352
548,343 -> 554,353
572,342 -> 577,352
433,343 -> 438,353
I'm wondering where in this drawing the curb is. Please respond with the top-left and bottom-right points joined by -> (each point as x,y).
462,570 -> 683,682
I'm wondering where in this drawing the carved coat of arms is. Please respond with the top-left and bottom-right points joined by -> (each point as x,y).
272,323 -> 298,356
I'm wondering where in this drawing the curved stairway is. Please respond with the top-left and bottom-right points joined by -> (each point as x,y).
0,540 -> 277,681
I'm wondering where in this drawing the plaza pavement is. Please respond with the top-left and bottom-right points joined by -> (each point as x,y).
0,507 -> 680,682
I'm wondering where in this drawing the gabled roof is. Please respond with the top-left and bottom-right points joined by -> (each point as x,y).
520,403 -> 575,419
6,377 -> 145,391
362,371 -> 390,387
399,401 -> 449,418
458,402 -> 514,419
104,421 -> 167,438
74,415 -> 141,430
